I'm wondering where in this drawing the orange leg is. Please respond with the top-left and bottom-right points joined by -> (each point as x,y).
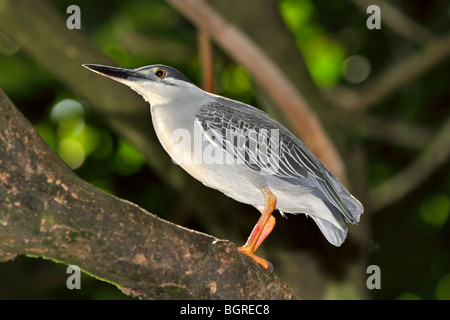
254,215 -> 276,252
238,189 -> 277,270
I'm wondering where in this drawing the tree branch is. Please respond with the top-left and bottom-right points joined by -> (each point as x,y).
327,33 -> 450,111
197,0 -> 215,93
368,115 -> 450,211
197,30 -> 215,93
351,0 -> 436,45
0,89 -> 297,299
362,116 -> 433,149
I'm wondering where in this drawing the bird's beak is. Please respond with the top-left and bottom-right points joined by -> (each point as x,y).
82,64 -> 148,83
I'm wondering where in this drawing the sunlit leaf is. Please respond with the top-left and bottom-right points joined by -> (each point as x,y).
436,273 -> 450,300
279,0 -> 313,32
221,65 -> 252,95
57,138 -> 85,169
302,37 -> 346,87
420,194 -> 450,228
395,292 -> 422,300
111,138 -> 146,176
35,122 -> 56,149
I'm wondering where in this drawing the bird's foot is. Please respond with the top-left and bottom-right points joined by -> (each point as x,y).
238,246 -> 273,273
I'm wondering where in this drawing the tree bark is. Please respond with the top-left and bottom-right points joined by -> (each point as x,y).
0,89 -> 297,300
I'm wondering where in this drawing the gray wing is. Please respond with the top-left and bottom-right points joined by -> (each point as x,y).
195,102 -> 360,225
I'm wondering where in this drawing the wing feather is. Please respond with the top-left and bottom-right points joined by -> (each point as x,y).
195,102 -> 361,224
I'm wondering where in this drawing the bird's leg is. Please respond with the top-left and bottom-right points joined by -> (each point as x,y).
254,215 -> 276,252
238,189 -> 277,270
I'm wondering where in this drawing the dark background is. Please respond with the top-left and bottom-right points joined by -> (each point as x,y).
0,0 -> 449,299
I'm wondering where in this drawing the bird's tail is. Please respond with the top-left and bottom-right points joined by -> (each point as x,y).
312,165 -> 364,246
323,167 -> 364,224
311,215 -> 347,246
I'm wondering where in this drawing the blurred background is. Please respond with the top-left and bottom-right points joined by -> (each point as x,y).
0,0 -> 449,299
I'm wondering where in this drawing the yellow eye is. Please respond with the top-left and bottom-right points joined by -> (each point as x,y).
155,68 -> 166,78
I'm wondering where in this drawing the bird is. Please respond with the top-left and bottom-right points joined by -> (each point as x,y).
83,63 -> 364,271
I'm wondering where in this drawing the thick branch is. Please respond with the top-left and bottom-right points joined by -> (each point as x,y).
0,89 -> 297,300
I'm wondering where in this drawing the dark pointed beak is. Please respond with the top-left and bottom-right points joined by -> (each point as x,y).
82,64 -> 147,82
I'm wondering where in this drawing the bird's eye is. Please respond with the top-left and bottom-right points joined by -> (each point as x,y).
155,68 -> 166,79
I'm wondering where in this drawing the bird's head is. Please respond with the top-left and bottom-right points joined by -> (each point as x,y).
82,64 -> 195,107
